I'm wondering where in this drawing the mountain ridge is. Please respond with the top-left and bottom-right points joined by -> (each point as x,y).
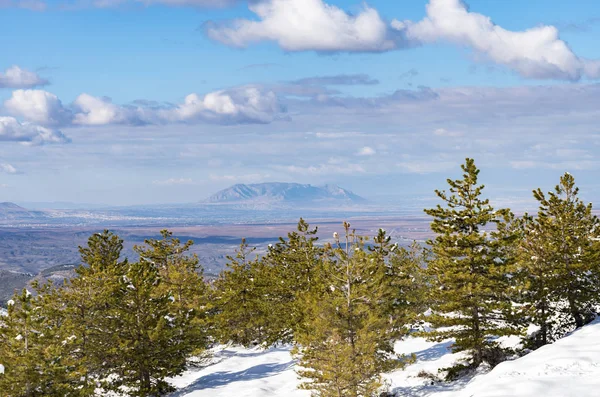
0,202 -> 44,220
204,182 -> 366,206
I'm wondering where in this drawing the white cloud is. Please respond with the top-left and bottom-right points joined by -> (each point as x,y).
204,0 -> 403,52
0,163 -> 17,174
396,0 -> 600,80
0,66 -> 48,89
357,146 -> 376,156
203,0 -> 600,81
161,86 -> 284,124
72,94 -> 149,126
0,116 -> 70,145
152,177 -> 195,185
3,87 -> 284,127
4,90 -> 71,126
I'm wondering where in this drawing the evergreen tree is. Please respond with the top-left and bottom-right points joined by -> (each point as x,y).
424,158 -> 520,369
260,218 -> 325,344
58,230 -> 127,392
108,259 -> 188,396
515,173 -> 600,345
370,233 -> 429,333
212,239 -> 267,346
0,286 -> 77,396
511,213 -> 562,347
294,222 -> 406,397
134,230 -> 209,357
212,219 -> 326,347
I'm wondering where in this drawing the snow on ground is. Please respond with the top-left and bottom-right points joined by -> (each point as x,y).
437,318 -> 600,397
168,336 -> 471,397
168,346 -> 307,397
169,320 -> 600,397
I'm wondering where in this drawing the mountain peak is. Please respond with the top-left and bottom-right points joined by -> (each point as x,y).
0,202 -> 25,210
205,182 -> 366,206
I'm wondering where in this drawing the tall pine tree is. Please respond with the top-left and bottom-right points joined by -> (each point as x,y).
514,172 -> 600,346
424,158 -> 520,369
294,222 -> 408,397
59,230 -> 127,392
134,230 -> 210,357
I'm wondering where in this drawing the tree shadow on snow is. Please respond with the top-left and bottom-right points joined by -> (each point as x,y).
169,360 -> 295,395
391,370 -> 476,397
412,340 -> 454,362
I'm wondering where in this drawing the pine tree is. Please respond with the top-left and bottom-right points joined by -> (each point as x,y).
0,286 -> 77,396
212,239 -> 267,346
424,158 -> 520,369
58,230 -> 128,392
260,218 -> 325,344
294,222 -> 406,397
108,258 -> 188,396
511,213 -> 562,347
370,232 -> 429,333
134,230 -> 209,357
515,173 -> 600,345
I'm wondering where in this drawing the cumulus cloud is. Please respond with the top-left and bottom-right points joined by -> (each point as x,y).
203,0 -> 600,81
72,94 -> 149,126
3,87 -> 285,127
204,0 -> 406,52
395,0 -> 600,80
0,163 -> 17,174
0,116 -> 70,145
0,66 -> 48,89
290,74 -> 379,86
160,86 -> 284,124
5,90 -> 72,126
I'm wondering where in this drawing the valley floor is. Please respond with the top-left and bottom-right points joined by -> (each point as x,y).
168,318 -> 600,397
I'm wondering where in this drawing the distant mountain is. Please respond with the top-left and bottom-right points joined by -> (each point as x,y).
0,202 -> 44,220
205,183 -> 366,206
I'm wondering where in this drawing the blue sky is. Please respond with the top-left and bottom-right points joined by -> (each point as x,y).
1,0 -> 600,207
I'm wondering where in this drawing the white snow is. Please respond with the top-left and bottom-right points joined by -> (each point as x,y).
168,346 -> 306,397
169,319 -> 600,397
437,318 -> 600,397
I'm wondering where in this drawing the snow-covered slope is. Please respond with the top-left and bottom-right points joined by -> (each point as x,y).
169,320 -> 600,397
437,318 -> 600,397
169,346 -> 307,397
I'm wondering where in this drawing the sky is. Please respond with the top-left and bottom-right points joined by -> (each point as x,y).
1,0 -> 600,207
